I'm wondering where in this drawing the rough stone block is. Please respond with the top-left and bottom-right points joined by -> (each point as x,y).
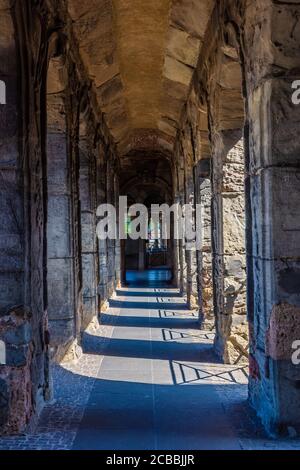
47,195 -> 71,258
48,318 -> 75,348
3,322 -> 32,346
82,253 -> 96,298
81,212 -> 96,253
47,258 -> 75,320
0,377 -> 8,427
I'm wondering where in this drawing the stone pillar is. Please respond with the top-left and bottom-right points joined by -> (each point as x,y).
47,117 -> 78,360
211,132 -> 247,364
79,145 -> 98,330
98,239 -> 108,310
178,239 -> 186,295
169,191 -> 179,287
0,5 -> 30,434
68,97 -> 83,348
169,205 -> 178,285
106,159 -> 116,297
185,174 -> 199,310
138,239 -> 145,271
0,1 -> 49,433
0,11 -> 23,321
120,239 -> 126,285
114,174 -> 121,287
177,172 -> 188,296
243,0 -> 300,436
196,159 -> 214,329
171,233 -> 179,287
96,158 -> 108,310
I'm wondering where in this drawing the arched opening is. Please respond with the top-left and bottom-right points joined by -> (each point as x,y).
120,155 -> 173,286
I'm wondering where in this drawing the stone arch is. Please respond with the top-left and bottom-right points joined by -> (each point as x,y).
120,155 -> 173,277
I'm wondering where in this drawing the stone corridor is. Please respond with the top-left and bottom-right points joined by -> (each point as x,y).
1,0 -> 300,447
1,273 -> 300,450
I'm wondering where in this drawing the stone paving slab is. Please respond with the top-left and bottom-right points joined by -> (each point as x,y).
1,286 -> 300,450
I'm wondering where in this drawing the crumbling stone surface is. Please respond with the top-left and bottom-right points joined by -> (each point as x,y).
211,136 -> 248,364
0,0 -> 120,434
0,309 -> 34,434
266,304 -> 300,361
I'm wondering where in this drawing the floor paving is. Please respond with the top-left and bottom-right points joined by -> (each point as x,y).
1,271 -> 300,450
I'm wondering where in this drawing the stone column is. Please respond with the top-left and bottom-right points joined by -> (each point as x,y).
169,191 -> 179,287
106,159 -> 116,297
46,98 -> 78,360
178,239 -> 186,295
96,158 -> 108,310
138,238 -> 145,271
243,0 -> 300,436
0,2 -> 50,433
177,171 -> 187,296
0,5 -> 30,434
120,239 -> 126,285
195,159 -> 214,329
171,226 -> 179,287
79,144 -> 98,330
114,174 -> 121,287
185,173 -> 200,310
211,132 -> 247,364
0,15 -> 23,319
68,96 -> 83,347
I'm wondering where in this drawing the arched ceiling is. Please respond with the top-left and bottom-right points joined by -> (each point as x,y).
68,0 -> 215,156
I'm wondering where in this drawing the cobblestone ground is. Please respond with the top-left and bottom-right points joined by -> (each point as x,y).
0,286 -> 300,450
0,310 -> 117,450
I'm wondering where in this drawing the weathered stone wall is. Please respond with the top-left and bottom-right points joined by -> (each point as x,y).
114,173 -> 121,288
106,159 -> 117,298
0,0 -> 51,434
96,153 -> 109,311
79,140 -> 99,330
47,91 -> 79,361
173,91 -> 212,320
222,138 -> 247,362
211,133 -> 248,364
176,166 -> 188,297
195,160 -> 214,329
0,0 -> 120,434
241,0 -> 300,435
170,1 -> 248,363
0,1 -> 23,318
174,0 -> 300,435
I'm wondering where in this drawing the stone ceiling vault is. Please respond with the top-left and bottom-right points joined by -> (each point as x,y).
68,0 -> 215,156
